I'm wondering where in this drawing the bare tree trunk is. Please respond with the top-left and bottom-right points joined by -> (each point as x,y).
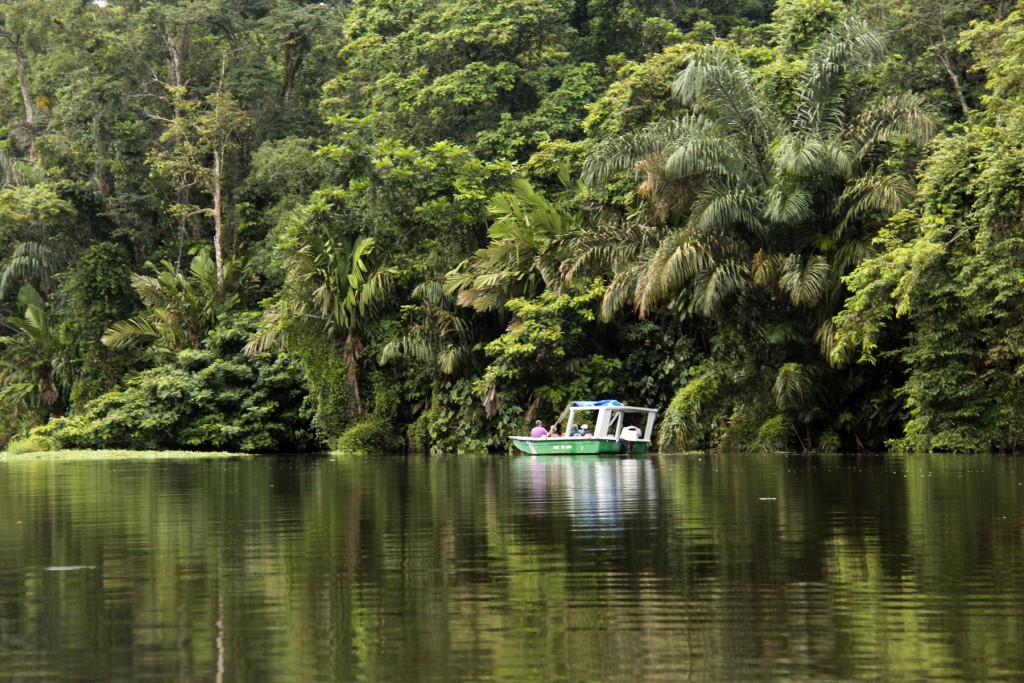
935,42 -> 969,117
162,24 -> 190,88
163,33 -> 181,88
164,30 -> 189,266
212,147 -> 225,287
1,29 -> 38,164
281,46 -> 304,105
12,34 -> 34,126
345,332 -> 364,414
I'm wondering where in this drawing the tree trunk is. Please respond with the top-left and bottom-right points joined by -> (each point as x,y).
935,42 -> 969,117
281,45 -> 304,105
345,331 -> 364,414
212,146 -> 225,287
3,30 -> 38,164
12,33 -> 34,127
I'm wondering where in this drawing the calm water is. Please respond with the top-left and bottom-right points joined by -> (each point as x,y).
0,453 -> 1022,681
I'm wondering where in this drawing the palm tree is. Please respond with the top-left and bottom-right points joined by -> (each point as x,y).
576,16 -> 937,449
445,175 -> 582,313
102,249 -> 240,352
0,241 -> 56,297
0,147 -> 42,188
579,18 -> 937,354
0,285 -> 67,431
380,280 -> 474,376
246,220 -> 395,413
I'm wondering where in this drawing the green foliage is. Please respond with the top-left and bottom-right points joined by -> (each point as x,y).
102,249 -> 241,353
771,0 -> 847,54
409,376 -> 523,453
477,280 -> 615,425
285,327 -> 352,446
574,10 -> 936,451
658,363 -> 722,452
0,285 -> 68,437
834,8 -> 1024,452
753,414 -> 794,452
57,242 -> 136,408
582,43 -> 700,141
311,138 -> 514,266
335,417 -> 398,455
380,280 -> 475,377
0,184 -> 75,248
249,224 -> 395,415
246,137 -> 333,205
35,313 -> 317,453
446,177 -> 582,313
0,0 -> 1013,455
322,0 -> 599,160
4,433 -> 52,454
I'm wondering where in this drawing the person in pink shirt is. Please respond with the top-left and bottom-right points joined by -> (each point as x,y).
530,420 -> 549,438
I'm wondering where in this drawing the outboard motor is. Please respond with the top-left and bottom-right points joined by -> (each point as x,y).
617,426 -> 643,454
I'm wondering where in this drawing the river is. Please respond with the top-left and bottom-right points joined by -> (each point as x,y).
0,453 -> 1022,680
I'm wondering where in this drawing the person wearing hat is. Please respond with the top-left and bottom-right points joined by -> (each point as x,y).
580,424 -> 591,436
530,420 -> 549,438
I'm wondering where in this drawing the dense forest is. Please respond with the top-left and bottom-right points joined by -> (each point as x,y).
0,0 -> 1019,454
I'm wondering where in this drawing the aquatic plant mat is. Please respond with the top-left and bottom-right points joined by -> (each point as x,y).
1,449 -> 255,461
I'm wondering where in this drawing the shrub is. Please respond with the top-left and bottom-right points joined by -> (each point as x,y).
5,434 -> 53,454
753,415 -> 793,453
33,315 -> 319,453
334,418 -> 395,455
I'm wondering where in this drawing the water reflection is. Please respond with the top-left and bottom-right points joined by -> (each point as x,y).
0,454 -> 1022,681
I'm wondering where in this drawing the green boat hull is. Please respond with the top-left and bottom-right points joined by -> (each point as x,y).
509,437 -> 648,455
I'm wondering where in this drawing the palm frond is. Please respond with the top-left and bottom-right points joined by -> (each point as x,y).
751,250 -> 785,288
796,18 -> 885,132
672,45 -> 772,139
773,362 -> 810,410
560,220 -> 662,284
773,134 -> 831,178
601,263 -> 647,321
411,280 -> 447,305
243,308 -> 282,355
778,254 -> 830,307
634,229 -> 714,316
0,148 -> 43,187
835,171 -> 916,236
765,321 -> 806,345
1,242 -> 54,297
814,318 -> 843,362
101,317 -> 162,349
851,92 -> 939,157
16,284 -> 44,311
582,118 -> 698,187
689,183 -> 764,239
763,182 -> 813,227
664,128 -> 750,181
689,260 -> 749,316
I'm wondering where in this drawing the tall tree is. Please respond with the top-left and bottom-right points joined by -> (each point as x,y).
577,9 -> 936,449
247,218 -> 395,414
149,85 -> 252,285
833,7 -> 1024,452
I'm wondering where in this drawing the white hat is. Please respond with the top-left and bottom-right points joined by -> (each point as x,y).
581,424 -> 588,430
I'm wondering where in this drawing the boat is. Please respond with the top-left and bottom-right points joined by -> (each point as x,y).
509,400 -> 658,455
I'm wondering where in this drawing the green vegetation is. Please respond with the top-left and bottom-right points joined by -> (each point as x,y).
0,0 -> 1019,453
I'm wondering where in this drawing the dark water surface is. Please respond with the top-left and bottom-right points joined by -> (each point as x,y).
1,453 -> 1023,681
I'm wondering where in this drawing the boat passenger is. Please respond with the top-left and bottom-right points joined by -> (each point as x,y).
530,420 -> 549,438
580,424 -> 591,436
549,425 -> 560,437
569,424 -> 581,437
